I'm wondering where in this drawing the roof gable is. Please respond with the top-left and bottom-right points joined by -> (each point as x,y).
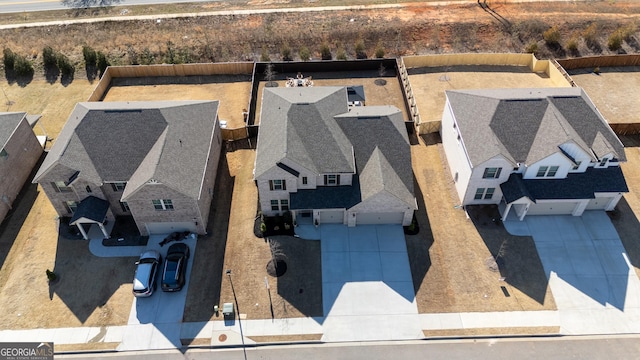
0,112 -> 26,148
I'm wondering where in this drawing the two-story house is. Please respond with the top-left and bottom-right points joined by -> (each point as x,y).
254,86 -> 416,226
33,101 -> 222,239
441,87 -> 628,221
0,112 -> 44,224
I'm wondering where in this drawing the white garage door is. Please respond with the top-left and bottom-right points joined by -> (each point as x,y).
526,202 -> 579,216
319,210 -> 344,224
356,212 -> 405,225
586,197 -> 615,210
145,222 -> 197,235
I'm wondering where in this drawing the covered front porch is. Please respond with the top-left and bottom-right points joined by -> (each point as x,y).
69,196 -> 115,240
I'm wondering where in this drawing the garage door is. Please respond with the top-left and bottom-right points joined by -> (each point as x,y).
356,212 -> 404,225
319,210 -> 344,224
586,197 -> 615,210
526,202 -> 578,216
145,222 -> 197,235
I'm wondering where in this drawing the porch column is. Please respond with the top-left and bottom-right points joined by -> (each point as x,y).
519,204 -> 529,221
98,223 -> 109,239
77,224 -> 89,240
501,203 -> 512,222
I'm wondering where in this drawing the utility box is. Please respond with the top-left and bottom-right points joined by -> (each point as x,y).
222,302 -> 234,317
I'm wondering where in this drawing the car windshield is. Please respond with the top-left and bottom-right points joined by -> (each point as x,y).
164,259 -> 180,285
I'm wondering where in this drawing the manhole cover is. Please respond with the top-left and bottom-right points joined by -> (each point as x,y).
218,334 -> 227,342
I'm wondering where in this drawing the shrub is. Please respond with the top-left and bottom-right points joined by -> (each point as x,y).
582,23 -> 598,47
566,34 -> 579,52
97,51 -> 109,76
260,222 -> 267,233
82,45 -> 97,67
42,46 -> 57,67
139,48 -> 155,65
14,55 -> 33,77
46,269 -> 57,282
299,46 -> 310,61
543,26 -> 561,46
355,39 -> 367,59
57,53 -> 74,76
3,48 -> 15,70
336,46 -> 347,60
320,42 -> 332,60
281,43 -> 292,61
374,43 -> 385,58
260,46 -> 270,62
608,31 -> 623,51
525,42 -> 538,54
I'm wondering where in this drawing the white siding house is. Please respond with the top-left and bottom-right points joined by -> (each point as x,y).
441,87 -> 627,221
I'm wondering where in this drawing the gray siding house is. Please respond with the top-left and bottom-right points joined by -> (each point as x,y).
441,87 -> 628,221
254,86 -> 416,226
0,112 -> 43,224
33,101 -> 222,238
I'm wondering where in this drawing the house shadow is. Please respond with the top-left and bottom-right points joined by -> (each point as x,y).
468,204 -> 550,305
404,178 -> 434,296
0,155 -> 44,271
608,197 -> 640,275
272,235 -> 323,318
180,150 -> 234,345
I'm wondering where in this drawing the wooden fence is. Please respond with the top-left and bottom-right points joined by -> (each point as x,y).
221,127 -> 249,141
609,123 -> 640,136
557,55 -> 640,70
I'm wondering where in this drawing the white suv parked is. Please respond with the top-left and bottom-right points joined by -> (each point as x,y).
133,250 -> 162,297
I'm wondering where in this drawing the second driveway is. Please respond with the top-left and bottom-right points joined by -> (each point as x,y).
505,211 -> 640,334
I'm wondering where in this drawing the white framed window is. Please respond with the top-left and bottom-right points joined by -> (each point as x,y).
120,201 -> 130,212
536,165 -> 559,177
302,177 -> 308,185
111,182 -> 126,192
324,174 -> 340,186
474,188 -> 495,200
152,199 -> 174,210
63,200 -> 78,213
280,199 -> 289,211
599,158 -> 609,167
482,167 -> 502,179
269,179 -> 286,191
270,200 -> 279,211
52,181 -> 72,193
572,161 -> 582,170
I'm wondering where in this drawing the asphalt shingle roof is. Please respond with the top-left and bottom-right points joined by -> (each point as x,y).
446,87 -> 626,166
0,112 -> 26,149
500,166 -> 628,203
69,196 -> 110,224
34,101 -> 219,199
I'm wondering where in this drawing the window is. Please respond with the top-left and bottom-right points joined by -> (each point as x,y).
269,179 -> 286,191
536,166 -> 559,177
474,188 -> 495,200
280,199 -> 289,211
86,185 -> 92,193
152,199 -> 173,210
63,200 -> 78,214
324,174 -> 340,186
120,201 -> 130,212
536,166 -> 548,177
572,161 -> 582,170
51,181 -> 72,193
302,177 -> 308,185
0,148 -> 7,159
599,158 -> 609,167
482,167 -> 502,179
271,200 -> 279,211
111,182 -> 126,192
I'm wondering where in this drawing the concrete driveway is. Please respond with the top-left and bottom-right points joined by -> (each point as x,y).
317,224 -> 421,341
505,211 -> 640,334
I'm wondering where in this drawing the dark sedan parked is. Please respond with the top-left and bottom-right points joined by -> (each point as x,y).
161,243 -> 190,292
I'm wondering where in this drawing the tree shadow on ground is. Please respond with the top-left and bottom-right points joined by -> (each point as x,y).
181,150 -> 233,330
4,68 -> 16,85
86,64 -> 98,83
61,71 -> 75,87
468,204 -> 551,305
404,177 -> 434,295
44,65 -> 60,84
273,235 -> 323,317
608,197 -> 640,272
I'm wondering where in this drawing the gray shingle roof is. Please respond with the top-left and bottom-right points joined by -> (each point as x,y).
254,87 -> 354,177
34,101 -> 219,199
256,86 -> 415,211
446,87 -> 625,166
70,196 -> 109,224
500,166 -> 628,203
0,112 -> 27,149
